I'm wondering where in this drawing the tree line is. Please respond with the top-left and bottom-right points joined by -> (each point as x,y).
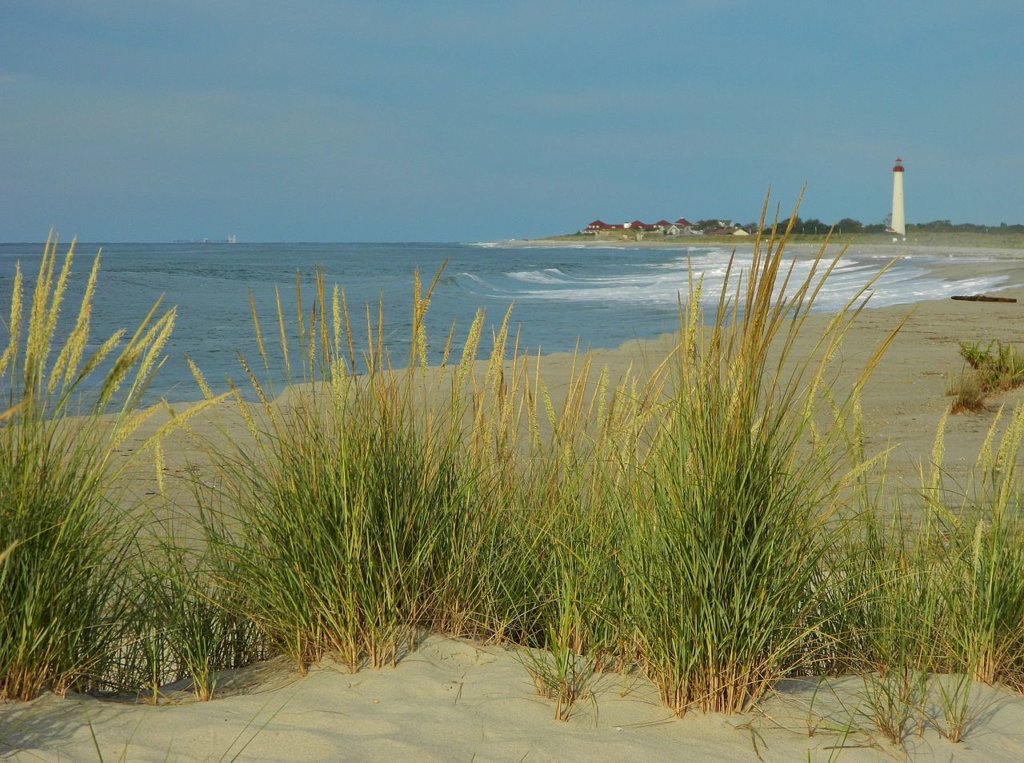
756,218 -> 1024,236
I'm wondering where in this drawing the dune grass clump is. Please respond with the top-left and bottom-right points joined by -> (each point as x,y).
204,393 -> 474,671
502,381 -> 654,719
843,408 -> 1024,688
198,271 -> 485,672
948,370 -> 986,413
949,340 -> 1024,413
128,539 -> 264,702
0,235 -> 182,700
196,266 -> 659,692
819,408 -> 1024,746
926,409 -> 1024,687
625,206 -> 901,715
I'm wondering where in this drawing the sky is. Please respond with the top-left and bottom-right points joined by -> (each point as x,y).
2,1 -> 1022,242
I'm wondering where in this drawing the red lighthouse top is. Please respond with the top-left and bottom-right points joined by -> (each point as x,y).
893,157 -> 905,173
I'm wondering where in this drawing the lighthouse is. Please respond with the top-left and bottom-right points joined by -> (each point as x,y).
890,157 -> 906,238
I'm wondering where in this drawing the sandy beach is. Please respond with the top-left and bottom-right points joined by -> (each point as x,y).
6,635 -> 1024,761
5,241 -> 1024,761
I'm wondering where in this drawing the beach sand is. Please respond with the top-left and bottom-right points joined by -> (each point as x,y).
6,634 -> 1024,761
5,242 -> 1024,761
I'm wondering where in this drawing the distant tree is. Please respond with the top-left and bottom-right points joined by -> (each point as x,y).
774,217 -> 827,234
761,216 -> 801,236
918,219 -> 954,231
834,218 -> 863,234
800,218 -> 825,234
903,220 -> 1024,235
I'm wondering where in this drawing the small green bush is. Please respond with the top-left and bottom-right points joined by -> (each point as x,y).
951,340 -> 1024,413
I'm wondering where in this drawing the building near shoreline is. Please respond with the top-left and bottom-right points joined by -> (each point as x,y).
581,217 -> 756,238
582,217 -> 698,237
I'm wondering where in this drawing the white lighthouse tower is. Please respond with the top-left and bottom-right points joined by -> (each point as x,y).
890,157 -> 906,239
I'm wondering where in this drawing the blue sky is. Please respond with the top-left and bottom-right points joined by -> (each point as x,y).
2,1 -> 1021,242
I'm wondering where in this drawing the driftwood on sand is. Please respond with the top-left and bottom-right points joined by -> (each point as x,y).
951,294 -> 1018,303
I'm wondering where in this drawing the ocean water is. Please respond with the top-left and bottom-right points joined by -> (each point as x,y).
0,240 -> 1010,404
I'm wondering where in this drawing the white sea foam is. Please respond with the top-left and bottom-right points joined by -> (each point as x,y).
507,269 -> 570,285
477,253 -> 1011,313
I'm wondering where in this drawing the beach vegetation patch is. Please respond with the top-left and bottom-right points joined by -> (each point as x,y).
198,269 -> 484,672
949,340 -> 1024,413
127,538 -> 263,702
0,235 -> 179,700
823,410 -> 1024,749
625,197 -> 902,715
194,261 -> 661,693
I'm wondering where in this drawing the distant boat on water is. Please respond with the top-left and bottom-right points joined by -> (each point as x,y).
227,234 -> 237,244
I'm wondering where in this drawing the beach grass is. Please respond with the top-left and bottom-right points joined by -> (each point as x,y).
187,198 -> 912,718
0,235 -> 177,700
5,210 -> 1024,753
193,267 -> 654,679
949,340 -> 1024,413
623,202 -> 903,715
195,270 -> 481,672
127,537 -> 263,702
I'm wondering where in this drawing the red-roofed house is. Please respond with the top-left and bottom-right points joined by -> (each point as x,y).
583,219 -> 617,233
583,216 -> 698,237
665,218 -> 693,236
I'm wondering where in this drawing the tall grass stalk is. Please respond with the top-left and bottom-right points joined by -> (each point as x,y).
859,667 -> 928,746
0,234 -> 194,700
932,672 -> 977,743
